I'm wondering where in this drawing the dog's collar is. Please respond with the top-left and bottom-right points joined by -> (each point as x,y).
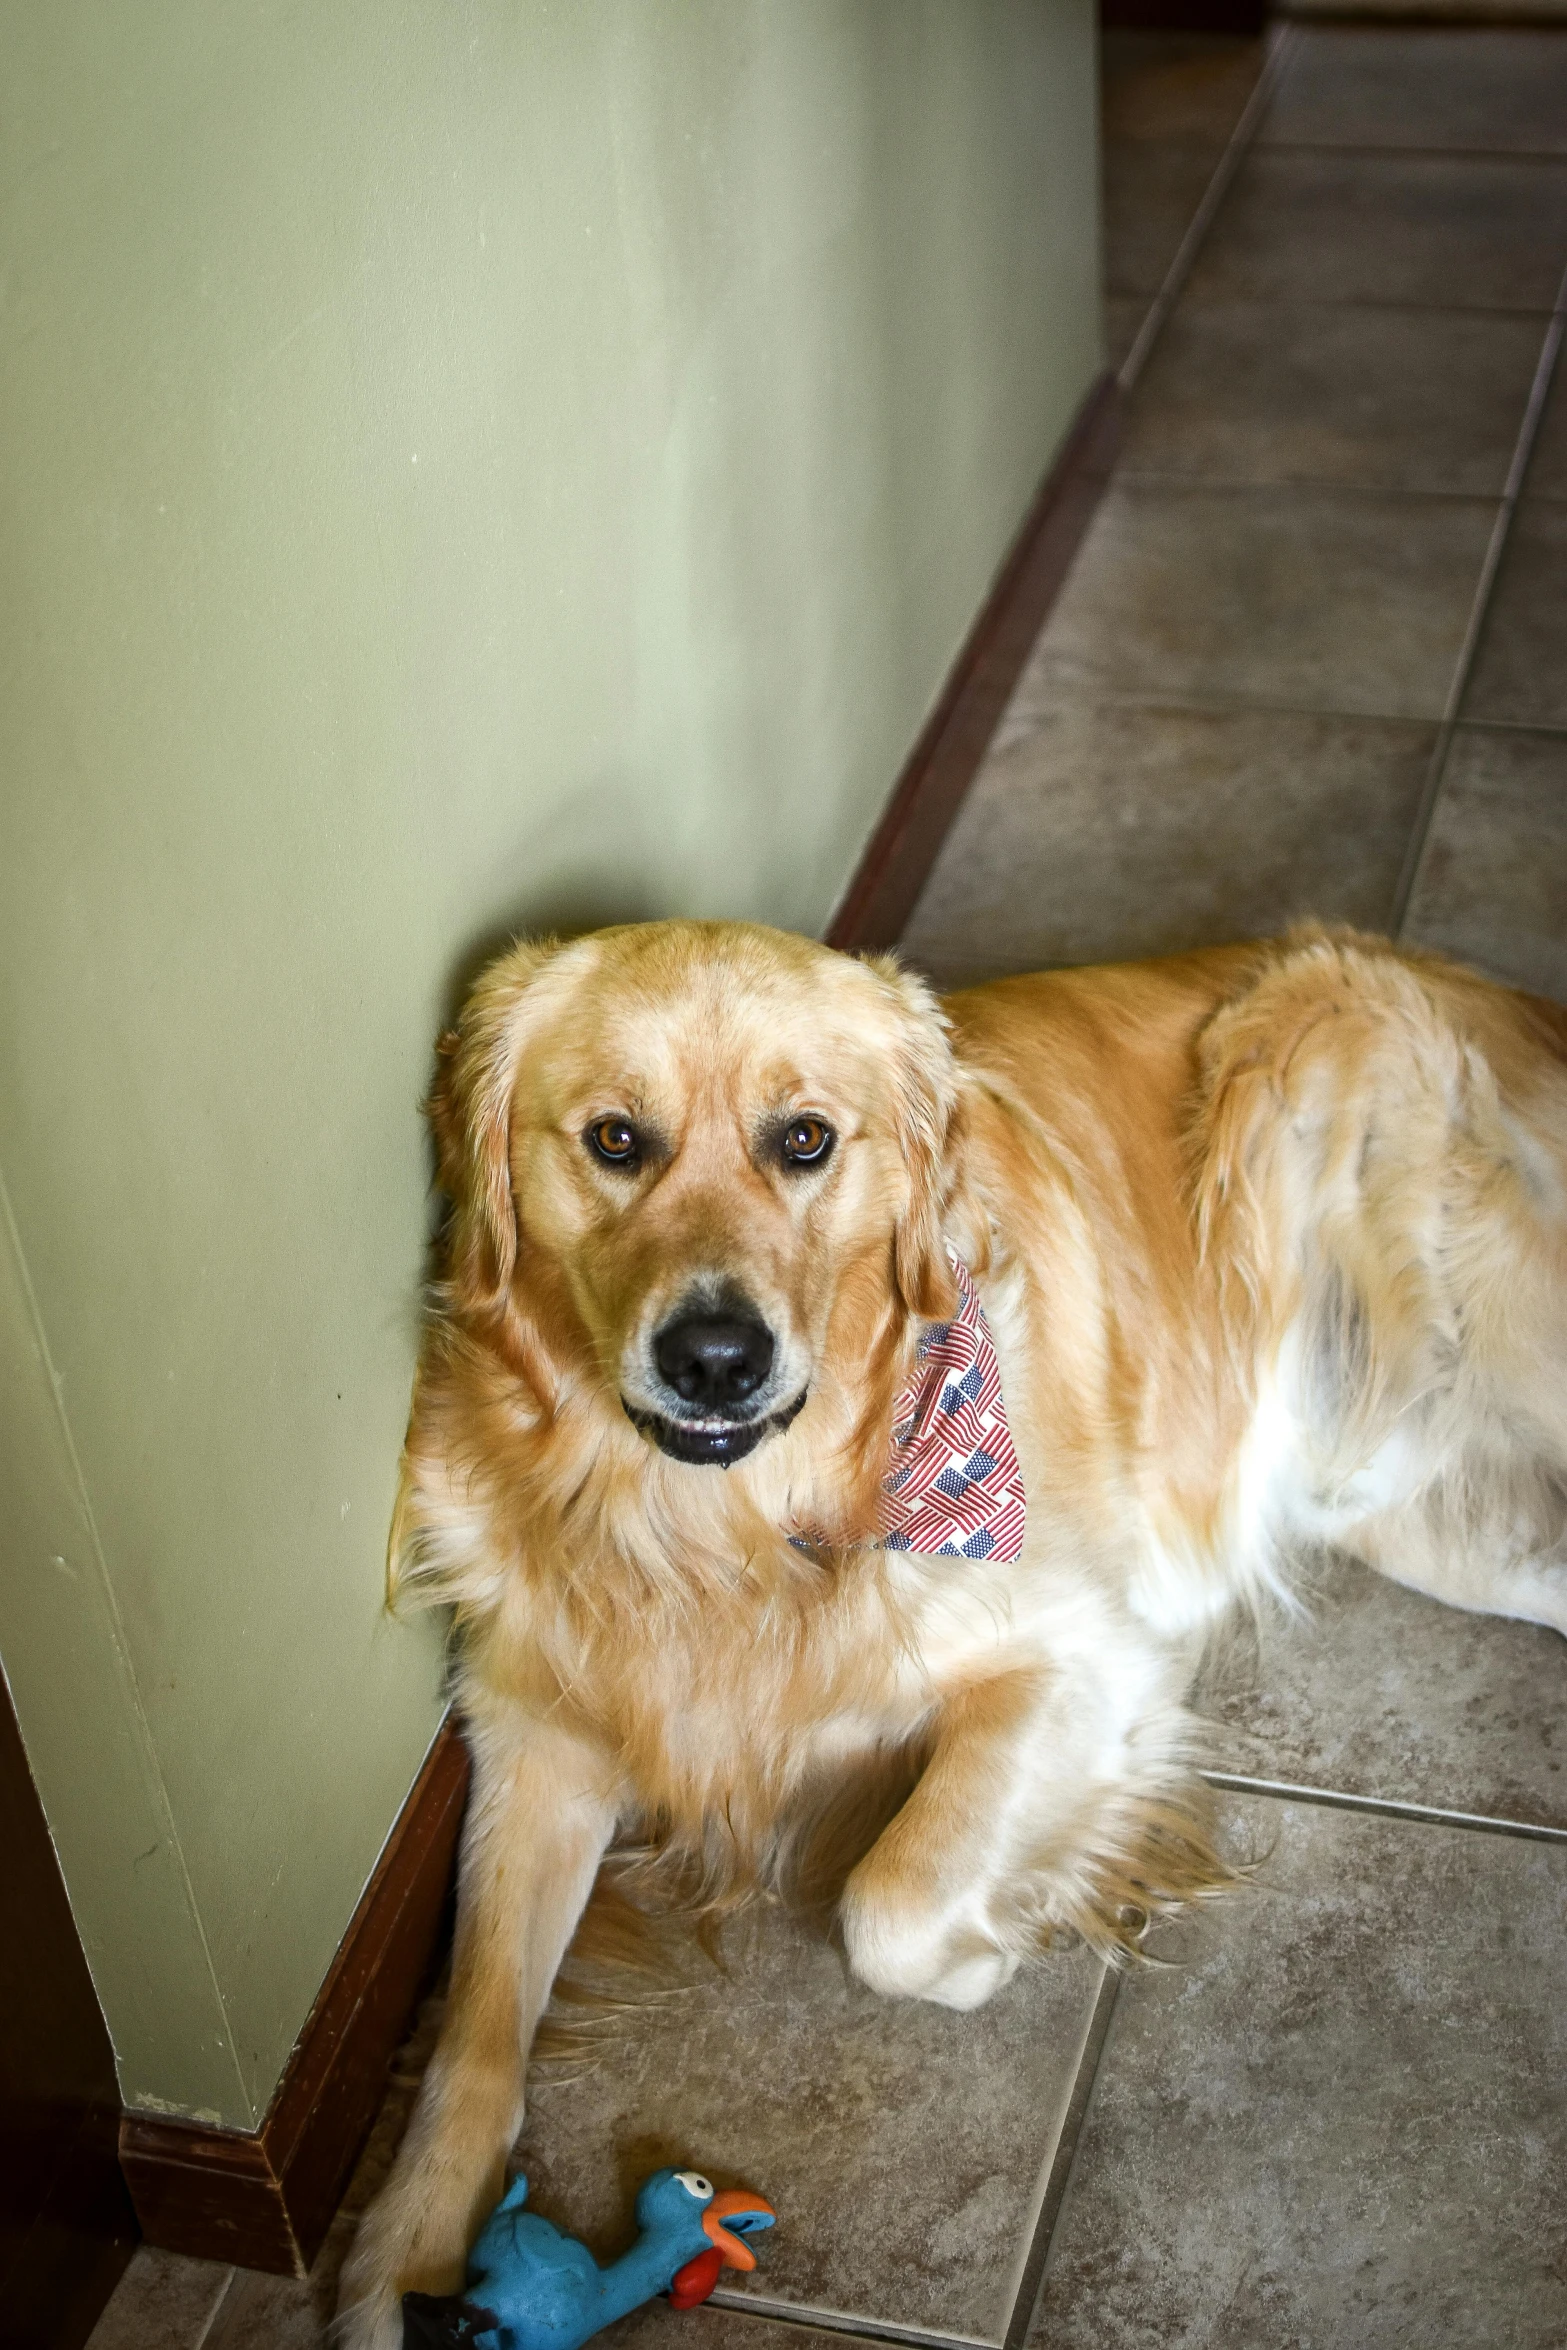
793,1251 -> 1026,1562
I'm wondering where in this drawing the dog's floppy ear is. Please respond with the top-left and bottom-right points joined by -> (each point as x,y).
428,938 -> 561,1313
862,955 -> 962,1324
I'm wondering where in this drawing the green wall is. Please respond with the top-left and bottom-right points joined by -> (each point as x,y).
0,0 -> 1101,2127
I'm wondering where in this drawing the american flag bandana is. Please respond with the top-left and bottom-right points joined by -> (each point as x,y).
794,1253 -> 1027,1562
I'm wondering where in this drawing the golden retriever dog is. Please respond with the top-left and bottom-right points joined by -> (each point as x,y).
340,919 -> 1567,2346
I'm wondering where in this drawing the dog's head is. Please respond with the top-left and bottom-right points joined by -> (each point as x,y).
429,921 -> 961,1469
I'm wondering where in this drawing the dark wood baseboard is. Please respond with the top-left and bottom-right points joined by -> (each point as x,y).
114,369 -> 1121,2281
119,1720 -> 469,2277
826,369 -> 1121,955
1100,0 -> 1269,32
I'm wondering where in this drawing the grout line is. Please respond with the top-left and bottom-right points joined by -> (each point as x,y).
1259,137 -> 1567,167
997,681 -> 1437,729
1391,261 -> 1567,932
1202,1769 -> 1567,1845
1438,711 -> 1567,736
999,1964 -> 1123,2350
1119,292 -> 1563,321
190,2267 -> 240,2350
1111,468 -> 1506,501
706,2290 -> 991,2350
1117,23 -> 1297,395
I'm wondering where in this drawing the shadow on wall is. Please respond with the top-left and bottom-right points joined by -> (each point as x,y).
431,768 -> 681,1041
417,780 -> 683,1240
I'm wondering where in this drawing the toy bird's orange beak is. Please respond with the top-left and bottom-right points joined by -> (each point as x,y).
701,2190 -> 775,2272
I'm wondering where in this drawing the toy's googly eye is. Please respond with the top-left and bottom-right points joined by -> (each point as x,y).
674,2171 -> 714,2201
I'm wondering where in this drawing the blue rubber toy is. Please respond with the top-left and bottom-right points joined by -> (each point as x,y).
401,2166 -> 777,2350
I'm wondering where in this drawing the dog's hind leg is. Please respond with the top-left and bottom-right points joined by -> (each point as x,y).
1325,1012 -> 1567,1640
1200,934 -> 1567,1643
337,1705 -> 620,2350
1343,1462 -> 1567,1639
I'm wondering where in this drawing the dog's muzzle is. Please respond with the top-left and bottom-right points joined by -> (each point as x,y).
622,1390 -> 807,1468
624,1299 -> 806,1466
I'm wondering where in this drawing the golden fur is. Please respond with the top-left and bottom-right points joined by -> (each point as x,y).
341,921 -> 1567,2345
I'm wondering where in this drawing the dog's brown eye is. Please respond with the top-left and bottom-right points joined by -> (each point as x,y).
781,1117 -> 833,1167
587,1118 -> 638,1166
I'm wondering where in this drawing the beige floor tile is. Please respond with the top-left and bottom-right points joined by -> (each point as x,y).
1463,499 -> 1567,728
202,2268 -> 322,2350
85,2248 -> 234,2350
1120,302 -> 1544,494
1402,724 -> 1567,1001
902,701 -> 1432,987
1015,481 -> 1492,723
1264,25 -> 1567,153
1197,1553 -> 1567,1827
1028,1797 -> 1567,2350
1187,148 -> 1567,312
1104,141 -> 1223,301
610,2308 -> 882,2350
512,1902 -> 1105,2343
1101,31 -> 1265,147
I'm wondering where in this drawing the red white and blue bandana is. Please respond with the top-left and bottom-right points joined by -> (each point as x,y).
795,1254 -> 1027,1562
879,1254 -> 1026,1561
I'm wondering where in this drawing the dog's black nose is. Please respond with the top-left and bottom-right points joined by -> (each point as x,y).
654,1314 -> 775,1411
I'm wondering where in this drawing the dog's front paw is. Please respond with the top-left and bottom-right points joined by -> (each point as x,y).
332,2252 -> 405,2350
916,1944 -> 1021,2009
841,1877 -> 1019,2010
337,2143 -> 499,2350
337,2226 -> 463,2350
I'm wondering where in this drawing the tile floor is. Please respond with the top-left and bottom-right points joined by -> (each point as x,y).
909,22 -> 1567,1001
92,25 -> 1567,2350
